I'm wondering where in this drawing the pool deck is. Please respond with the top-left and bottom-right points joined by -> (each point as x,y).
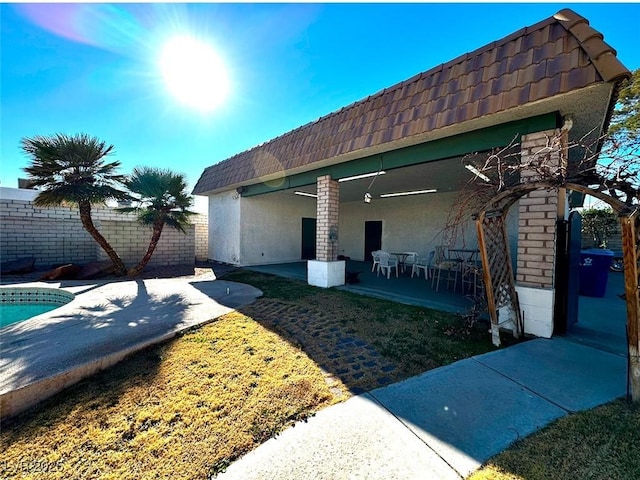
0,274 -> 262,418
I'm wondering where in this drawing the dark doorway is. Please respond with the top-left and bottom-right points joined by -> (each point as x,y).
301,218 -> 316,260
364,221 -> 382,262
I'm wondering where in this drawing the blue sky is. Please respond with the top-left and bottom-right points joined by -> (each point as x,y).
2,3 -> 639,193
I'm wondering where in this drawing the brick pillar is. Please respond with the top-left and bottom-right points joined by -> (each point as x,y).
516,129 -> 563,288
515,129 -> 567,339
316,175 -> 339,262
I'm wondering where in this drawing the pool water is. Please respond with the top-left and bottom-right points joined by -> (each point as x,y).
0,303 -> 62,328
0,287 -> 74,328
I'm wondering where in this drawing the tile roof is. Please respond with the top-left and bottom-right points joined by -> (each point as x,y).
193,8 -> 630,195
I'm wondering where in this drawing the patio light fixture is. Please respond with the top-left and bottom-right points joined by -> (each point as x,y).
339,171 -> 386,182
362,163 -> 385,204
464,164 -> 491,182
294,191 -> 318,198
379,189 -> 437,198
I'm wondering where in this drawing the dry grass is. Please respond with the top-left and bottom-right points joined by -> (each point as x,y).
1,269 -> 507,479
1,312 -> 337,479
468,398 -> 640,480
226,270 -> 509,377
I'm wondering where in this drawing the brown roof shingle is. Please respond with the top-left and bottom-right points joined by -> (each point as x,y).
193,8 -> 630,195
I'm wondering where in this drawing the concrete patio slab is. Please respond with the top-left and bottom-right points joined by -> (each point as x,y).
217,394 -> 461,480
217,337 -> 627,479
474,337 -> 627,412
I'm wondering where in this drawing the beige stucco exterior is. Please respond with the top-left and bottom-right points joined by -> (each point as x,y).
208,190 -> 315,266
207,188 -> 520,266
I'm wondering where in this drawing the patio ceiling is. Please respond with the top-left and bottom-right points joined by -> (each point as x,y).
287,156 -> 475,203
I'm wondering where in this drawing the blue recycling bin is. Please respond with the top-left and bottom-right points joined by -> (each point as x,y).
579,249 -> 613,297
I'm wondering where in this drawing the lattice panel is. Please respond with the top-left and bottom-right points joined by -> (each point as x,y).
482,215 -> 515,309
476,210 -> 523,344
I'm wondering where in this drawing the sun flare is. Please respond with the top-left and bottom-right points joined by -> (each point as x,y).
159,35 -> 229,112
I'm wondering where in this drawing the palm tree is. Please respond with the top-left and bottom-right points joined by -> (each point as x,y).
21,133 -> 129,276
118,167 -> 195,277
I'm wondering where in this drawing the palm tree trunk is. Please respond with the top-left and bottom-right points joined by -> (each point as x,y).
78,200 -> 127,276
128,220 -> 165,277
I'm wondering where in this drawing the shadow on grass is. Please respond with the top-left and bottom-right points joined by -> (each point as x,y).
223,269 -> 505,396
469,398 -> 640,480
1,335 -> 172,445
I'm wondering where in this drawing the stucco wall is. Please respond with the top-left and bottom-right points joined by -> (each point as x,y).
205,188 -> 521,267
339,191 -> 480,261
208,190 -> 241,264
239,191 -> 316,265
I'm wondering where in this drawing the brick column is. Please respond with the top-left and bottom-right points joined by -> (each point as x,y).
308,175 -> 344,288
515,129 -> 567,338
516,130 -> 563,288
316,175 -> 339,261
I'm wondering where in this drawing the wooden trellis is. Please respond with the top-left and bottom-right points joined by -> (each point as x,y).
476,210 -> 522,346
475,181 -> 639,401
620,211 -> 639,400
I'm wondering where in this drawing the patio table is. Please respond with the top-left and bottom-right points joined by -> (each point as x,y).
390,252 -> 414,273
447,249 -> 479,262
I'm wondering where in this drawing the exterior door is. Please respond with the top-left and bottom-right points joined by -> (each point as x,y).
364,221 -> 382,262
301,218 -> 316,260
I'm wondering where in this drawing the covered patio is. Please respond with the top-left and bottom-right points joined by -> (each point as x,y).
194,9 -> 632,346
247,259 -> 481,314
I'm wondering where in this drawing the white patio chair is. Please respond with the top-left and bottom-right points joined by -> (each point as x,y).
411,251 -> 433,279
377,251 -> 399,279
371,250 -> 382,273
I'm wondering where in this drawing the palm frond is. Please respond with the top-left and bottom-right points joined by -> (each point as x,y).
21,133 -> 128,206
122,166 -> 195,234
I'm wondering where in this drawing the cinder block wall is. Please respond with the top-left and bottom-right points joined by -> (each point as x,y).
192,215 -> 209,261
1,200 -> 96,268
1,190 -> 208,269
98,220 -> 195,266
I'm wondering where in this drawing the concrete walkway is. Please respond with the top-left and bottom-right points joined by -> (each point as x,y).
218,337 -> 627,479
0,275 -> 262,418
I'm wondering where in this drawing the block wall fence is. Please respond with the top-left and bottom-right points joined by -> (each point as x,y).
0,192 -> 208,270
580,223 -> 623,251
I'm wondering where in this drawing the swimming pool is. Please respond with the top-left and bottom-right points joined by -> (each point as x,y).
0,287 -> 74,328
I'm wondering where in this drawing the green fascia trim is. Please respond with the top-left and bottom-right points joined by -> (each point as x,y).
243,112 -> 559,197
